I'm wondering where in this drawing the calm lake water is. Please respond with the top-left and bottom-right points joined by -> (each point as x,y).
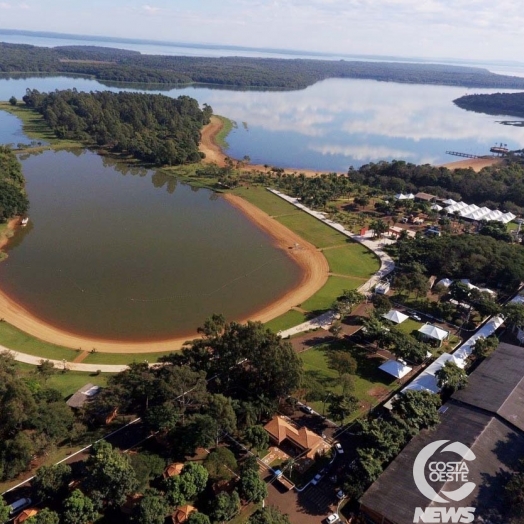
1,75 -> 524,171
0,149 -> 300,340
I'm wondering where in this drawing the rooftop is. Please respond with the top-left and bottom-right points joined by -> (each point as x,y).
66,383 -> 101,409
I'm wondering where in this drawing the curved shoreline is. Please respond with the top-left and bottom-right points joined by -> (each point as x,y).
0,193 -> 328,353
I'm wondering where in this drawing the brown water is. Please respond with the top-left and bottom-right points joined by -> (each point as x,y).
0,149 -> 301,340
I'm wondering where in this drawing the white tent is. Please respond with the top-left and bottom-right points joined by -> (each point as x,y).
401,373 -> 440,394
431,204 -> 443,212
395,193 -> 415,200
418,323 -> 449,342
442,198 -> 457,206
382,309 -> 409,324
379,360 -> 412,379
436,278 -> 453,288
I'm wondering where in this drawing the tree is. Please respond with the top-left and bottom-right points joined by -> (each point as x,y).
187,514 -> 212,524
332,289 -> 363,316
33,463 -> 72,501
435,361 -> 468,395
370,218 -> 389,238
8,95 -> 17,106
328,321 -> 343,338
239,468 -> 267,503
204,447 -> 238,481
206,394 -> 237,445
86,440 -> 138,507
211,491 -> 240,522
249,506 -> 291,524
340,373 -> 355,396
0,496 -> 9,523
448,281 -> 472,303
180,462 -> 209,498
132,490 -> 169,524
472,336 -> 499,360
129,453 -> 166,491
243,425 -> 269,453
392,390 -> 441,433
36,360 -> 56,382
327,351 -> 357,377
62,490 -> 99,524
27,508 -> 60,524
503,303 -> 524,329
372,294 -> 392,315
327,394 -> 359,422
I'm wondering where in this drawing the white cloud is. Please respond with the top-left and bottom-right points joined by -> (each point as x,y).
308,144 -> 416,161
0,2 -> 11,8
142,4 -> 161,14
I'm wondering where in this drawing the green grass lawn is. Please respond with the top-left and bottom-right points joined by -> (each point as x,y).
322,243 -> 379,278
393,318 -> 423,336
264,310 -> 308,333
300,276 -> 362,313
82,350 -> 174,365
0,321 -> 80,361
232,186 -> 298,216
45,370 -> 111,398
300,342 -> 398,421
276,212 -> 349,248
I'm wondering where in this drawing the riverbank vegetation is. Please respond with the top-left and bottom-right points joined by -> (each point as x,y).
454,91 -> 524,118
0,145 -> 28,221
4,43 -> 524,90
22,89 -> 212,165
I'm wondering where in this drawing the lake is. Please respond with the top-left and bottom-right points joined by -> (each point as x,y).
0,149 -> 300,340
1,75 -> 524,171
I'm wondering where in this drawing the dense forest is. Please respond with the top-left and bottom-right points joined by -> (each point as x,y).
454,91 -> 524,118
273,160 -> 524,212
0,145 -> 28,221
22,89 -> 212,165
3,43 -> 524,89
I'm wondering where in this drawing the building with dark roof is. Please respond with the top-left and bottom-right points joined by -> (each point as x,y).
66,383 -> 101,409
360,342 -> 524,524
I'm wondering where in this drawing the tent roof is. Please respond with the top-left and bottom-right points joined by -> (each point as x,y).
379,360 -> 412,379
382,309 -> 409,324
418,323 -> 449,341
436,278 -> 452,288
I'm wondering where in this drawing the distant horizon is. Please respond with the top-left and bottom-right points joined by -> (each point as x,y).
1,27 -> 524,69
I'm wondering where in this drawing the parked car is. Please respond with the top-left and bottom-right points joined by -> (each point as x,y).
410,314 -> 422,321
9,498 -> 32,516
335,442 -> 344,454
300,405 -> 314,414
336,489 -> 346,500
311,472 -> 323,485
326,513 -> 340,523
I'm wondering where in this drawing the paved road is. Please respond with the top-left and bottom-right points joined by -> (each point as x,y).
2,344 -> 130,372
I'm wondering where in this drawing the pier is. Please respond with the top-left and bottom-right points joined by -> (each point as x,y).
445,151 -> 481,159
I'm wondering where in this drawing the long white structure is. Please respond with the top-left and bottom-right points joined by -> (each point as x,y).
444,200 -> 515,224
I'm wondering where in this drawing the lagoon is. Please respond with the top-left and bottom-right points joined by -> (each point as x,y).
0,149 -> 300,341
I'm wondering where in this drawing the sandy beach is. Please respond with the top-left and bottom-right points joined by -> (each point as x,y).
439,157 -> 503,172
0,188 -> 328,353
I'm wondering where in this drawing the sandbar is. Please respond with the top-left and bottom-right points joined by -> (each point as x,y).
439,157 -> 503,172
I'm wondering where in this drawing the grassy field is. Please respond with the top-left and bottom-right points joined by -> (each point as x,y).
300,342 -> 398,421
393,318 -> 423,336
45,370 -> 111,397
322,243 -> 379,278
82,350 -> 174,365
264,309 -> 308,333
232,186 -> 298,216
276,212 -> 349,248
300,276 -> 363,313
0,102 -> 60,143
0,321 -> 80,361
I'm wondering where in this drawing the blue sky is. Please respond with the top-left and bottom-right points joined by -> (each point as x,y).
1,0 -> 523,62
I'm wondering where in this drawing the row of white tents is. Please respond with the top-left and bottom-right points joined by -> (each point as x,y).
443,200 -> 515,224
